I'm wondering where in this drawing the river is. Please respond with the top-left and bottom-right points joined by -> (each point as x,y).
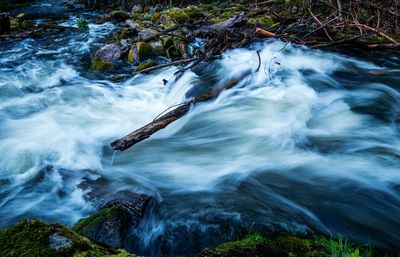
0,9 -> 400,256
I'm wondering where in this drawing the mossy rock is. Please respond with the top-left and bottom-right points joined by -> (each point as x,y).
166,7 -> 190,23
92,59 -> 113,71
247,16 -> 276,27
207,10 -> 237,23
15,13 -> 26,21
134,61 -> 157,72
72,206 -> 131,248
199,234 -> 380,257
113,27 -> 137,41
150,12 -> 163,24
128,41 -> 153,64
0,220 -> 136,257
110,11 -> 130,23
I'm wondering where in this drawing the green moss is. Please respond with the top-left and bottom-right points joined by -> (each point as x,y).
167,7 -> 190,23
207,11 -> 237,23
135,61 -> 157,72
92,60 -> 113,71
201,235 -> 379,257
247,16 -> 276,27
182,5 -> 203,19
0,220 -> 135,257
215,235 -> 266,252
72,207 -> 122,234
128,41 -> 153,64
150,12 -> 162,23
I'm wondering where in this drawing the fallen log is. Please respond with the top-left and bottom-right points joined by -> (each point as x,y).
111,79 -> 241,151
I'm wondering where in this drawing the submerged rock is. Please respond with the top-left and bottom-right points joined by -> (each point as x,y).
0,13 -> 10,34
0,220 -> 136,257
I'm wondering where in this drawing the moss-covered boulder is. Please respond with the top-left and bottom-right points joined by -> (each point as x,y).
72,188 -> 149,249
113,27 -> 138,41
92,43 -> 125,71
72,206 -> 131,248
128,41 -> 153,63
0,220 -> 136,257
92,59 -> 113,71
110,11 -> 130,23
199,234 -> 379,257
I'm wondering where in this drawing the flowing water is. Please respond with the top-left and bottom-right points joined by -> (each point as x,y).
1,13 -> 400,256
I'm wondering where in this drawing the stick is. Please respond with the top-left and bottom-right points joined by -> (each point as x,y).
308,8 -> 333,41
131,57 -> 200,75
350,23 -> 400,45
255,28 -> 275,38
111,79 -> 241,151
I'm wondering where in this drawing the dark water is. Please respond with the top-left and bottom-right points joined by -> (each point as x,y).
0,6 -> 400,256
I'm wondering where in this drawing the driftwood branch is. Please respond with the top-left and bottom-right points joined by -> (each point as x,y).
131,57 -> 200,75
111,79 -> 241,151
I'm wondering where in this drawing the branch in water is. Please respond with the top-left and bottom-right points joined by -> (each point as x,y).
111,79 -> 241,151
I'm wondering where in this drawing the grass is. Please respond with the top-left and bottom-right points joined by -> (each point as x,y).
76,18 -> 89,29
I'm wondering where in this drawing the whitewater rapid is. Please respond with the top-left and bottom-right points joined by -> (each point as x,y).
0,17 -> 400,255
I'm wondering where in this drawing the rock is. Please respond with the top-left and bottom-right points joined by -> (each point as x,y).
161,36 -> 189,59
113,27 -> 138,41
74,177 -> 150,248
138,28 -> 158,40
92,43 -> 125,71
125,19 -> 138,29
209,12 -> 246,30
131,5 -> 142,14
0,220 -> 136,257
94,43 -> 122,62
48,232 -> 72,250
73,205 -> 131,248
128,41 -> 153,64
92,60 -> 113,71
0,13 -> 10,35
110,10 -> 130,23
166,7 -> 190,23
15,13 -> 26,21
150,4 -> 163,13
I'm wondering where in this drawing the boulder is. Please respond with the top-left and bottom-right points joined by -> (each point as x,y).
92,43 -> 128,71
137,28 -> 158,40
0,13 -> 10,34
94,43 -> 123,62
128,41 -> 153,63
113,27 -> 138,41
110,10 -> 130,23
74,177 -> 150,248
0,220 -> 135,257
72,205 -> 132,248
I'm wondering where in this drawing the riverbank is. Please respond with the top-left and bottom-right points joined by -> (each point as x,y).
0,220 -> 390,257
